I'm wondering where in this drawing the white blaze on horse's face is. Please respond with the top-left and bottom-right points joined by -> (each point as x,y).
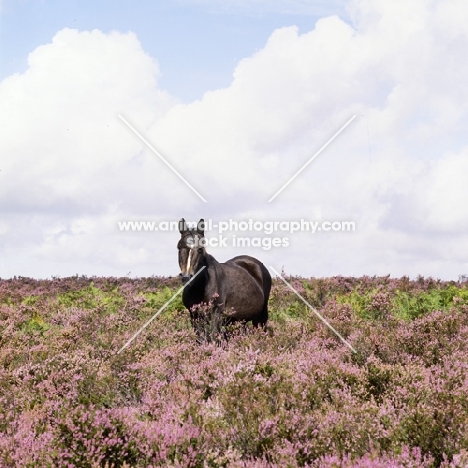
185,236 -> 197,276
178,233 -> 205,282
186,245 -> 194,273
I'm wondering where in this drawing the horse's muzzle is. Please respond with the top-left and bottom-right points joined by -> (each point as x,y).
180,273 -> 192,284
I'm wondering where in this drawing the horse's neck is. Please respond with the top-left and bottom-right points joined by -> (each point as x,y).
183,253 -> 218,307
204,253 -> 219,271
195,253 -> 219,287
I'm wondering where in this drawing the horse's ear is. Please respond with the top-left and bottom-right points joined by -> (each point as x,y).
179,218 -> 187,234
197,218 -> 205,236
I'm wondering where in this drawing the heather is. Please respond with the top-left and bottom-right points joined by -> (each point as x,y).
1,275 -> 468,467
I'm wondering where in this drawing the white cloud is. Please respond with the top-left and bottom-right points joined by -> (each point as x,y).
176,0 -> 348,16
1,0 -> 468,279
0,28 -> 175,212
386,147 -> 468,234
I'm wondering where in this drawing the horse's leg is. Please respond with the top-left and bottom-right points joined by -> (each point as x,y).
218,316 -> 233,344
258,265 -> 271,330
209,302 -> 226,343
190,310 -> 205,343
252,304 -> 268,330
259,303 -> 269,329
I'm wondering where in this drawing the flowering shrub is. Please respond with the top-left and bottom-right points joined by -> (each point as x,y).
188,294 -> 232,344
0,275 -> 467,466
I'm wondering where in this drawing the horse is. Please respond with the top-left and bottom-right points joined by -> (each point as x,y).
177,218 -> 271,341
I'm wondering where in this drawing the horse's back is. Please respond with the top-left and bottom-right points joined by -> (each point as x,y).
222,255 -> 271,325
225,255 -> 268,286
225,255 -> 272,305
225,255 -> 268,272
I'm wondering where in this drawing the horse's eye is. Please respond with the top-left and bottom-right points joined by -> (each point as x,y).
198,248 -> 203,254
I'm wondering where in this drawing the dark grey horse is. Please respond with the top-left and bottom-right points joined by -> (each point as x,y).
177,218 -> 271,339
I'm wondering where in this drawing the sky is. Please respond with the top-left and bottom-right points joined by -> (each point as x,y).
0,0 -> 467,280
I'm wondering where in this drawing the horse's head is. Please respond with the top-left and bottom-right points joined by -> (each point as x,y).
177,218 -> 206,284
